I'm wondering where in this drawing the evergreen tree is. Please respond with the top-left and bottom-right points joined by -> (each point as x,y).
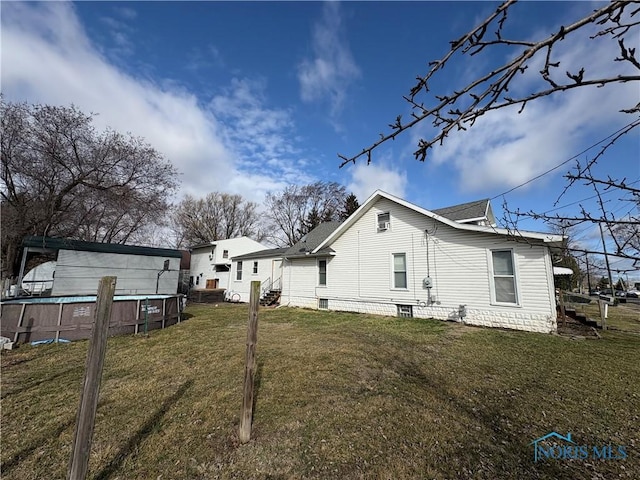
341,193 -> 360,220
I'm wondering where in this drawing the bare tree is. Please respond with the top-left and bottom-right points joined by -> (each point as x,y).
337,0 -> 639,263
170,192 -> 263,248
339,0 -> 638,167
1,100 -> 179,279
264,182 -> 349,246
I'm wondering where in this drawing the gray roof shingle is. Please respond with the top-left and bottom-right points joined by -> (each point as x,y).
432,199 -> 490,222
231,247 -> 288,261
285,221 -> 342,258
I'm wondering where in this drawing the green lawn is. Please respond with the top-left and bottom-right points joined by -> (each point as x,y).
2,304 -> 639,479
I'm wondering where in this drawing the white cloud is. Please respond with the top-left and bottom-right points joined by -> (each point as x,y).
298,1 -> 360,117
347,162 -> 407,202
0,1 -> 306,204
414,6 -> 639,194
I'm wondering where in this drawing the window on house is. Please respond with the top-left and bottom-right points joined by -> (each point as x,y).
393,253 -> 407,289
196,276 -> 200,286
223,249 -> 229,258
253,261 -> 258,274
236,261 -> 243,281
318,298 -> 329,310
397,305 -> 413,318
318,259 -> 327,286
377,212 -> 390,231
491,250 -> 517,304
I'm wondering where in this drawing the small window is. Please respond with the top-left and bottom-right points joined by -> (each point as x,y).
236,261 -> 243,281
223,249 -> 229,258
491,250 -> 517,304
195,276 -> 200,286
397,305 -> 413,318
393,253 -> 407,289
253,261 -> 258,274
377,212 -> 390,231
318,259 -> 327,286
318,298 -> 329,310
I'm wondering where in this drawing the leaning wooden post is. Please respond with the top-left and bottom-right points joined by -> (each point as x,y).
558,289 -> 567,327
68,276 -> 117,480
239,281 -> 260,444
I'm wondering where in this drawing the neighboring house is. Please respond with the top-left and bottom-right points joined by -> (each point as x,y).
15,236 -> 182,296
229,247 -> 289,302
279,190 -> 564,333
189,237 -> 268,291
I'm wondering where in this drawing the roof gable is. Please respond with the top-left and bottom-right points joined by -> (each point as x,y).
312,190 -> 563,253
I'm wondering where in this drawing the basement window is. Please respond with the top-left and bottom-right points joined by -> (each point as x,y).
318,298 -> 329,310
397,304 -> 413,318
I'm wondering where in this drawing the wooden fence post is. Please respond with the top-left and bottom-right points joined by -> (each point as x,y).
558,289 -> 567,327
239,281 -> 260,444
68,276 -> 117,480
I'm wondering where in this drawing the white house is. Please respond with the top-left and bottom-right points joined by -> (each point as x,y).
228,247 -> 288,302
189,237 -> 268,291
15,236 -> 182,296
278,190 -> 564,334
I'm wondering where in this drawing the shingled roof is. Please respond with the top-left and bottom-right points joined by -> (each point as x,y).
432,198 -> 494,224
284,221 -> 342,258
232,247 -> 288,261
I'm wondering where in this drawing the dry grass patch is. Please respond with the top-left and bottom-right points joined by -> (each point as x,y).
2,303 -> 638,479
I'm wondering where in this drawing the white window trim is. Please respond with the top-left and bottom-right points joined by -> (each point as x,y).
317,258 -> 327,287
252,261 -> 259,275
487,248 -> 521,307
235,261 -> 243,282
377,211 -> 391,232
391,252 -> 409,291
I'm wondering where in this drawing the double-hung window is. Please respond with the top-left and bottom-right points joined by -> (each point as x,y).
236,261 -> 243,281
491,250 -> 518,304
318,259 -> 327,286
393,253 -> 407,289
253,261 -> 259,274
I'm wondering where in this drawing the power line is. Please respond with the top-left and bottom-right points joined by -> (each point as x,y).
490,118 -> 640,200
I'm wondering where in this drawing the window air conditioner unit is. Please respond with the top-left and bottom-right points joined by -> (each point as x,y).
378,221 -> 390,231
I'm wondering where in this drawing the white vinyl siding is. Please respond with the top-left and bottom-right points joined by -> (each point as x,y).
230,255 -> 284,303
392,253 -> 407,289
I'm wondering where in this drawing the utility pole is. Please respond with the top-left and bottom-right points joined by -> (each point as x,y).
598,223 -> 615,295
585,254 -> 592,293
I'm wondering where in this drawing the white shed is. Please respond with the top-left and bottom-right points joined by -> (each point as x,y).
16,236 -> 182,296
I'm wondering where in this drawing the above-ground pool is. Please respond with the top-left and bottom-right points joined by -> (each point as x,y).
1,294 -> 184,343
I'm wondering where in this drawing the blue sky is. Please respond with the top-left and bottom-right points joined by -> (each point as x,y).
2,1 -> 638,279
